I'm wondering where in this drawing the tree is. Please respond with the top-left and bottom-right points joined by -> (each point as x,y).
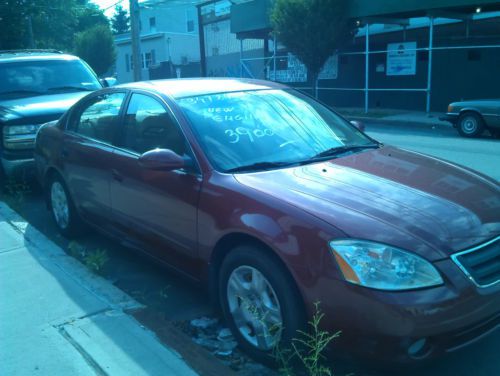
76,3 -> 109,32
271,0 -> 354,98
111,5 -> 130,35
0,0 -> 107,51
74,25 -> 116,76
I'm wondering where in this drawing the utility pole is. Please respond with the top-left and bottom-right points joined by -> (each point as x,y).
196,3 -> 206,77
26,15 -> 35,48
130,0 -> 142,81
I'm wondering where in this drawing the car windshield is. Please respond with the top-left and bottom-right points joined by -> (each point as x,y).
0,59 -> 101,99
178,89 -> 377,172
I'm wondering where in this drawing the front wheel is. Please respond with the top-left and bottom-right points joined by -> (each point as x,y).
219,245 -> 306,364
457,112 -> 484,137
48,175 -> 82,237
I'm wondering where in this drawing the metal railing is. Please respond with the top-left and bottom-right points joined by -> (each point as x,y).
240,39 -> 500,113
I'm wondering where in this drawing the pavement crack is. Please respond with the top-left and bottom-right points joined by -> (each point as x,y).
58,325 -> 108,376
53,308 -> 111,329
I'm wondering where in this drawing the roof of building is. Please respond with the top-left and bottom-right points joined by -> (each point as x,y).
116,77 -> 286,98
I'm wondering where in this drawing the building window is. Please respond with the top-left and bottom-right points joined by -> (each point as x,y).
125,54 -> 130,72
145,52 -> 152,68
149,17 -> 156,29
212,47 -> 219,56
187,20 -> 194,32
151,49 -> 156,65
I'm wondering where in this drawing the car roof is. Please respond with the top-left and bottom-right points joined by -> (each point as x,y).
0,50 -> 80,63
116,78 -> 289,99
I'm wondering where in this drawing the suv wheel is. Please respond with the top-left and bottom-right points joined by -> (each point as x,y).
219,245 -> 306,364
457,112 -> 484,137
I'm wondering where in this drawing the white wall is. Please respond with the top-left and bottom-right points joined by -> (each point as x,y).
114,1 -> 200,83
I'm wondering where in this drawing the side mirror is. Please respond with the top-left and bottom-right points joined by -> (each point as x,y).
138,149 -> 185,171
350,120 -> 365,132
100,77 -> 117,88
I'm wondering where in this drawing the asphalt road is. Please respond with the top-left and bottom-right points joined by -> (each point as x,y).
364,121 -> 500,181
2,121 -> 498,376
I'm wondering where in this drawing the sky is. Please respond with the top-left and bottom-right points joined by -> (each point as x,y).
91,0 -> 129,17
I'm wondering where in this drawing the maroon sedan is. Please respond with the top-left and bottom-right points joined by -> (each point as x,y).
34,79 -> 499,364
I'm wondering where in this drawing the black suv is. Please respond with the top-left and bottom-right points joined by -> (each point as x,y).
0,50 -> 103,179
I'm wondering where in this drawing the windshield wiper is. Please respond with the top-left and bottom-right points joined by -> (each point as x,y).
313,144 -> 380,159
47,86 -> 94,92
225,161 -> 297,173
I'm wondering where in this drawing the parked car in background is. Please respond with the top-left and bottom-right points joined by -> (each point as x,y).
441,99 -> 500,138
35,79 -> 500,364
0,50 -> 104,180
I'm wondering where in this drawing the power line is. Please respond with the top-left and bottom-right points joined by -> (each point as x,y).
103,0 -> 126,11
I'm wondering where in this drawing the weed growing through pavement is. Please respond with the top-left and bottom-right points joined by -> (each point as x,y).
277,302 -> 341,376
67,242 -> 109,275
84,249 -> 109,274
235,294 -> 340,375
257,300 -> 340,376
68,241 -> 86,259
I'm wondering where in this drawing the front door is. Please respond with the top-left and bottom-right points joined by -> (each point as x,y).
63,92 -> 127,223
109,92 -> 202,276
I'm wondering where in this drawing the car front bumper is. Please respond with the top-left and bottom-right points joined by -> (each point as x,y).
439,113 -> 459,125
1,148 -> 36,179
313,258 -> 500,363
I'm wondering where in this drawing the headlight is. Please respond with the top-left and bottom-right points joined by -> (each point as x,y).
447,105 -> 454,113
330,240 -> 443,290
3,124 -> 39,135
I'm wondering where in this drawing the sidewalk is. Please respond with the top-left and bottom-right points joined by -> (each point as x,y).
336,107 -> 453,128
0,201 -> 197,376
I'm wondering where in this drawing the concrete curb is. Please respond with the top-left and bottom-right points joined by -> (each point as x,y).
0,201 -> 199,376
0,202 -> 143,312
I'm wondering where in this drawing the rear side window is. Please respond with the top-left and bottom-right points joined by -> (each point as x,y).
71,93 -> 126,144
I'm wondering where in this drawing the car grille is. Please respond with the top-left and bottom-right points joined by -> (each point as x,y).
452,237 -> 500,288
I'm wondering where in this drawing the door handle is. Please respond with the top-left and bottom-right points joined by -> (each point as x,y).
111,169 -> 123,182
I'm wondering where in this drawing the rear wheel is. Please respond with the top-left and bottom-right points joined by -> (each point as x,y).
219,245 -> 306,365
457,112 -> 484,137
48,174 -> 83,237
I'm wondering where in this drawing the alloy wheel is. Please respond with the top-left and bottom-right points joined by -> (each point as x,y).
51,181 -> 69,230
226,265 -> 283,350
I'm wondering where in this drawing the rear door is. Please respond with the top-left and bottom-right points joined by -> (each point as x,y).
109,92 -> 202,276
62,91 -> 127,223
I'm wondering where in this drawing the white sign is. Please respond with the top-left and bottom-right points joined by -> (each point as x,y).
269,54 -> 308,83
319,54 -> 338,80
386,42 -> 417,76
268,53 -> 339,83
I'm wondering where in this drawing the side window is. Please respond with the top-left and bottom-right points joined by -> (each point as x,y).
120,93 -> 187,155
73,93 -> 126,143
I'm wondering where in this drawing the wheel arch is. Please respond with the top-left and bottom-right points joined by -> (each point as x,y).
208,232 -> 306,316
458,108 -> 485,121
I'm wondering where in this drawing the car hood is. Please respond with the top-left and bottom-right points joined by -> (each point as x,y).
0,92 -> 89,124
234,146 -> 500,260
452,99 -> 500,106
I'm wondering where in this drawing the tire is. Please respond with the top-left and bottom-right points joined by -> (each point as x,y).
48,174 -> 83,238
218,244 -> 306,365
457,112 -> 484,138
